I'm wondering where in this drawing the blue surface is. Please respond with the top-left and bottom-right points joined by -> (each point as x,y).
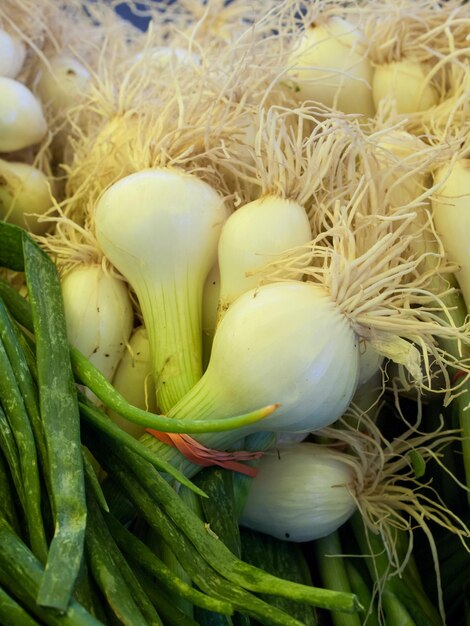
114,2 -> 153,30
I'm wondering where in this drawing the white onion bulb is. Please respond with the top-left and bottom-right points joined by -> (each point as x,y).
217,196 -> 312,315
0,77 -> 47,152
167,281 -> 360,434
94,168 -> 229,413
240,443 -> 356,542
35,55 -> 90,112
0,159 -> 54,234
372,60 -> 439,115
432,159 -> 470,310
287,17 -> 375,117
61,264 -> 134,383
0,30 -> 26,78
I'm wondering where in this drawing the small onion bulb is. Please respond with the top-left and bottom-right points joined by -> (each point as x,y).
0,30 -> 26,78
0,77 -> 47,152
34,55 -> 90,112
372,60 -> 439,115
0,159 -> 54,234
240,443 -> 356,542
109,326 -> 156,439
376,130 -> 429,210
287,17 -> 375,117
217,196 -> 312,316
61,264 -> 134,383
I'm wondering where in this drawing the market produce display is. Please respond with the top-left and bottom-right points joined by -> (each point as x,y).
0,1 -> 469,625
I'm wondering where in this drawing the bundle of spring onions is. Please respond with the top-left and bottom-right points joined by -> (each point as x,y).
1,0 -> 470,625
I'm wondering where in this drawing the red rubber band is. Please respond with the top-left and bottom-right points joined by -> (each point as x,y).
146,429 -> 263,477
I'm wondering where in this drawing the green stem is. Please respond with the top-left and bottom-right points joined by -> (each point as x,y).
139,281 -> 203,414
137,570 -> 202,626
350,514 -> 443,626
106,513 -> 234,616
431,283 -> 470,502
0,334 -> 47,563
0,519 -> 101,626
72,345 -> 275,433
344,562 -> 380,626
382,592 -> 416,626
79,395 -> 207,497
85,488 -> 161,626
99,444 -> 308,626
101,433 -> 360,614
0,403 -> 24,512
0,586 -> 41,626
314,532 -> 363,626
23,236 -> 87,612
0,449 -> 21,536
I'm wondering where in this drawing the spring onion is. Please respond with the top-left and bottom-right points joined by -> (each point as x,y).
141,279 -> 360,466
94,168 -> 228,412
240,443 -> 356,542
240,414 -> 470,571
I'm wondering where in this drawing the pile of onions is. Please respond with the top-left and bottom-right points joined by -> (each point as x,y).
3,1 -> 470,622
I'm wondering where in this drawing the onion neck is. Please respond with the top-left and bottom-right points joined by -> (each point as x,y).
139,376 -> 252,479
137,276 -> 204,414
